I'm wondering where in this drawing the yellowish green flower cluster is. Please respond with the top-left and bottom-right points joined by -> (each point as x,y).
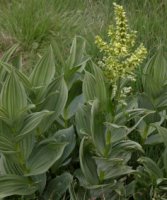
95,3 -> 147,84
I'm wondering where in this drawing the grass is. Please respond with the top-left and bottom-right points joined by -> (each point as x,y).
0,0 -> 54,51
0,0 -> 166,59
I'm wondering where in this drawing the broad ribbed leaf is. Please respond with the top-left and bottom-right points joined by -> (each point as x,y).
145,134 -> 162,145
138,94 -> 160,124
0,45 -> 18,83
53,126 -> 76,167
138,157 -> 163,180
40,76 -> 68,113
17,110 -> 52,139
90,99 -> 105,155
0,135 -> 16,154
38,76 -> 68,131
30,46 -> 55,88
33,173 -> 46,195
83,71 -> 96,101
1,155 -> 23,175
66,37 -> 77,68
66,37 -> 89,69
26,140 -> 67,176
79,137 -> 99,185
52,41 -> 65,73
91,63 -> 107,104
0,61 -> 31,89
0,107 -> 10,125
19,134 -> 35,161
154,125 -> 167,147
113,140 -> 144,153
65,94 -> 83,119
75,103 -> 91,138
94,157 -> 134,181
16,70 -> 31,89
44,173 -> 73,200
0,71 -> 27,120
142,50 -> 167,98
83,64 -> 107,105
105,123 -> 128,144
0,175 -> 37,198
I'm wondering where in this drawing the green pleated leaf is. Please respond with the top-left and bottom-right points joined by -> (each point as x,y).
0,61 -> 31,90
90,99 -> 106,155
138,157 -> 163,180
0,71 -> 27,120
79,137 -> 99,185
40,76 -> 68,113
83,64 -> 107,105
26,140 -> 67,176
19,134 -> 35,161
1,155 -> 23,175
65,36 -> 89,69
0,174 -> 37,198
34,173 -> 47,195
138,93 -> 160,124
142,49 -> 167,99
108,140 -> 143,164
66,37 -> 77,69
154,124 -> 167,147
145,134 -> 163,145
0,135 -> 16,154
91,63 -> 107,104
141,49 -> 167,114
75,103 -> 91,138
52,41 -> 65,73
52,126 -> 76,168
0,107 -> 10,125
94,157 -> 134,181
30,46 -> 55,88
83,71 -> 96,101
64,94 -> 83,119
44,172 -> 73,200
104,123 -> 128,144
17,110 -> 52,140
0,45 -> 18,83
113,140 -> 144,154
38,76 -> 68,131
16,70 -> 31,89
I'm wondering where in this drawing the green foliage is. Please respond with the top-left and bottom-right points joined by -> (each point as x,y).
0,43 -> 79,199
0,1 -> 166,200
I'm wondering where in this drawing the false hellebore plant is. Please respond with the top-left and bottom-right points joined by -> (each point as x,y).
95,3 -> 147,105
0,36 -> 88,200
72,3 -> 167,200
0,2 -> 166,200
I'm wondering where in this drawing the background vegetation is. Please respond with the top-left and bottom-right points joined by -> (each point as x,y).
0,0 -> 166,59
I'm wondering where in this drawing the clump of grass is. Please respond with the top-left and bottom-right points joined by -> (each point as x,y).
0,0 -> 54,52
